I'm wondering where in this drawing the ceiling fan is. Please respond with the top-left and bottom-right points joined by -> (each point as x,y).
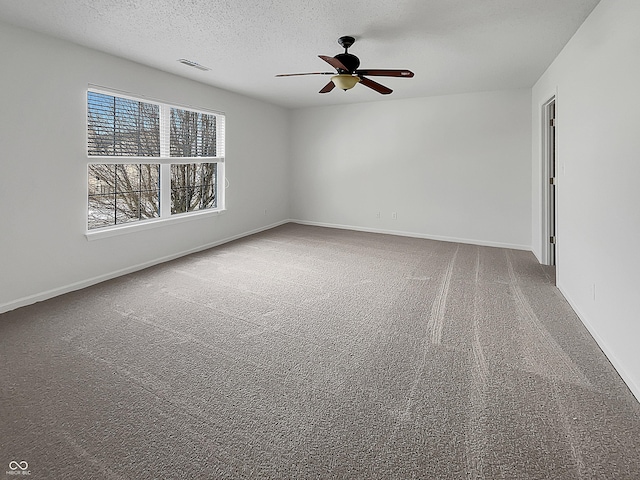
276,36 -> 414,95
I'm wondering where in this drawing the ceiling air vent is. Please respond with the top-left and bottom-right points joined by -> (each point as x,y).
177,59 -> 211,71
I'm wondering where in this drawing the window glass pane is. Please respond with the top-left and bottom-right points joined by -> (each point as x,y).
88,164 -> 115,196
116,193 -> 140,224
88,163 -> 160,230
88,194 -> 115,230
170,108 -> 217,157
88,91 -> 160,157
140,163 -> 160,188
140,192 -> 160,219
171,163 -> 217,214
115,164 -> 140,193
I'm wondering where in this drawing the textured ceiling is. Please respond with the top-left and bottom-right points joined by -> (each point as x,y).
0,0 -> 600,108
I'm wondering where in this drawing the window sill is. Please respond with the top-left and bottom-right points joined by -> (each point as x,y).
85,209 -> 226,241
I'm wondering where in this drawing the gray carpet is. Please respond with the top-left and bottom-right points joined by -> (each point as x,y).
1,223 -> 639,479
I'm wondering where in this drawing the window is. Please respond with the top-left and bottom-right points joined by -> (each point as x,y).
88,164 -> 160,229
87,91 -> 160,157
87,89 -> 225,233
170,108 -> 217,157
171,163 -> 217,214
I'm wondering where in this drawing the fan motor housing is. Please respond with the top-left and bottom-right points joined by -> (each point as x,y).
334,53 -> 360,73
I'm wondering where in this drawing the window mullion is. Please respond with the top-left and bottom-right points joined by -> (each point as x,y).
159,105 -> 171,218
160,164 -> 171,218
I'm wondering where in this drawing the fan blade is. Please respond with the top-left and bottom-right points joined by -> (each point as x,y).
355,69 -> 414,78
319,81 -> 335,94
319,55 -> 348,72
276,72 -> 333,77
359,76 -> 393,95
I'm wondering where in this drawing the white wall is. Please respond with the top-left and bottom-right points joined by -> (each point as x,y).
532,0 -> 640,399
290,90 -> 532,249
0,22 -> 290,312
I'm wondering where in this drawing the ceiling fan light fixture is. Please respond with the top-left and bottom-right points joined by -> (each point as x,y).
332,74 -> 360,91
276,36 -> 413,95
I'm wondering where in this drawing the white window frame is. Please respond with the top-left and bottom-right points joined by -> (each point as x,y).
85,87 -> 225,241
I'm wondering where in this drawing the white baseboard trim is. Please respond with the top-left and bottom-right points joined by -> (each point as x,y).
557,283 -> 640,404
290,219 -> 531,251
0,220 -> 289,314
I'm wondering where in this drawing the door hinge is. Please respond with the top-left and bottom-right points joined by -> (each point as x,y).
550,118 -> 556,127
549,177 -> 556,185
550,236 -> 556,244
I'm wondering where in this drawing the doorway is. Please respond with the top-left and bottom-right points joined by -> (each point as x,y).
543,98 -> 557,269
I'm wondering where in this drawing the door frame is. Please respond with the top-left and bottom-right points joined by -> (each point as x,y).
541,96 -> 557,267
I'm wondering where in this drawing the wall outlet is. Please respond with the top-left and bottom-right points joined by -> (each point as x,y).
392,212 -> 397,220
